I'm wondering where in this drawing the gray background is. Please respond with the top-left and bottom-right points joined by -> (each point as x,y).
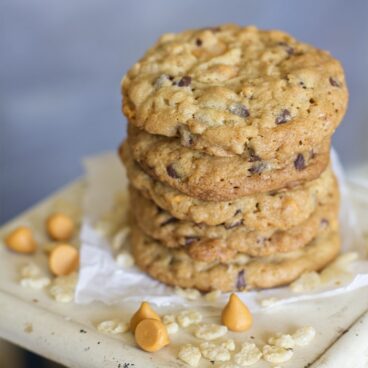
1,0 -> 368,224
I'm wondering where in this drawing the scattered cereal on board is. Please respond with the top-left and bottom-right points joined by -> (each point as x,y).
268,333 -> 295,349
292,326 -> 316,346
49,273 -> 77,303
97,319 -> 129,334
262,344 -> 293,364
194,323 -> 228,340
199,341 -> 231,362
289,271 -> 321,292
204,290 -> 221,302
177,310 -> 202,328
175,287 -> 201,300
233,342 -> 262,366
178,344 -> 201,367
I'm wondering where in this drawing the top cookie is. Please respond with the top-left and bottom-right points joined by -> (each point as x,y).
122,24 -> 348,158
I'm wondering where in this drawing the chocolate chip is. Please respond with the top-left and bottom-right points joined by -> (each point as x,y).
320,218 -> 329,228
160,217 -> 178,227
248,162 -> 266,175
195,38 -> 202,46
229,103 -> 249,118
275,109 -> 291,125
224,219 -> 243,230
236,270 -> 246,290
184,236 -> 200,245
156,206 -> 164,214
256,237 -> 267,244
178,76 -> 192,87
329,77 -> 341,87
178,126 -> 195,146
166,164 -> 180,179
278,41 -> 294,56
248,147 -> 261,162
234,209 -> 242,216
299,81 -> 307,89
294,154 -> 305,171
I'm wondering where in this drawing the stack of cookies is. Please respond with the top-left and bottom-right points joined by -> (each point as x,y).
119,25 -> 348,292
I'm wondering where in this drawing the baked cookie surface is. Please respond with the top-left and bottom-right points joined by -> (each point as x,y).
130,184 -> 339,258
123,144 -> 336,229
125,126 -> 330,201
130,224 -> 340,292
122,24 -> 348,158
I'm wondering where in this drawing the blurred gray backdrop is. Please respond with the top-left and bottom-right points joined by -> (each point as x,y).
1,0 -> 368,224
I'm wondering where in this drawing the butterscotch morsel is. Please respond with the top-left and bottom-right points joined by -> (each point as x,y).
130,301 -> 161,333
5,226 -> 37,254
135,319 -> 170,352
48,244 -> 79,276
46,213 -> 75,241
221,293 -> 253,332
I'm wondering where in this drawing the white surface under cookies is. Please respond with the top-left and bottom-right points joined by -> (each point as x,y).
1,172 -> 368,367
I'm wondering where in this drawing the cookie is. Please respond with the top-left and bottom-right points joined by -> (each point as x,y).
123,144 -> 336,230
122,24 -> 348,159
130,224 -> 340,291
125,125 -> 330,201
130,184 -> 339,258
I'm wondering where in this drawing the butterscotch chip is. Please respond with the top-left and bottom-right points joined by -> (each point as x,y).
134,319 -> 169,353
48,244 -> 79,276
5,226 -> 37,254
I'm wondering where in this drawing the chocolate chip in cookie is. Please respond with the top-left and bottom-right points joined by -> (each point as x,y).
294,154 -> 305,171
184,236 -> 200,246
248,162 -> 266,175
160,217 -> 179,227
224,219 -> 243,230
166,164 -> 181,179
277,41 -> 294,56
329,77 -> 341,87
248,147 -> 261,162
236,270 -> 246,290
178,76 -> 192,87
229,103 -> 250,118
275,109 -> 292,125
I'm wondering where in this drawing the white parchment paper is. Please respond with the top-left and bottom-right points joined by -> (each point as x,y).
75,150 -> 368,311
